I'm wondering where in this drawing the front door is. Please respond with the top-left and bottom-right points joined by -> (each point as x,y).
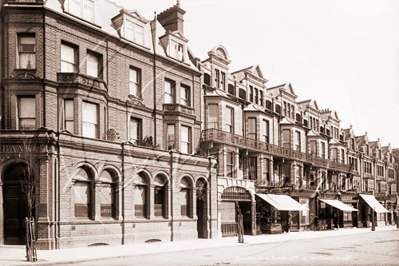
3,163 -> 31,245
4,184 -> 28,245
197,198 -> 204,238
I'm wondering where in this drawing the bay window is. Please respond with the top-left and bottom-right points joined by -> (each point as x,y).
18,96 -> 36,130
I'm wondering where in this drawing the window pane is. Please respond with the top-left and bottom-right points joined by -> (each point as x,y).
181,126 -> 189,142
82,122 -> 96,138
180,189 -> 188,216
74,182 -> 89,217
135,186 -> 146,217
208,105 -> 218,129
83,0 -> 93,22
167,124 -> 175,149
126,21 -> 134,41
70,0 -> 81,16
65,100 -> 74,119
20,119 -> 36,130
19,97 -> 35,118
19,54 -> 35,69
61,44 -> 75,63
100,185 -> 112,217
130,119 -> 139,142
135,24 -> 144,45
87,57 -> 98,77
82,102 -> 97,124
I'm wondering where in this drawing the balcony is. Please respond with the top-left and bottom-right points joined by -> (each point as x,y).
57,73 -> 107,92
201,128 -> 305,161
163,103 -> 195,118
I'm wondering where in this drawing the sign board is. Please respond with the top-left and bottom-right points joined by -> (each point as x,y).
320,202 -> 326,208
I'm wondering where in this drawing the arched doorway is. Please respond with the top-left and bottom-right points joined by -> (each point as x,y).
221,186 -> 253,237
3,163 -> 31,245
196,179 -> 207,238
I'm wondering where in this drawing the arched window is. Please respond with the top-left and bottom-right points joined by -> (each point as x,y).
154,175 -> 166,218
134,172 -> 148,218
99,170 -> 118,219
74,167 -> 94,219
180,177 -> 191,217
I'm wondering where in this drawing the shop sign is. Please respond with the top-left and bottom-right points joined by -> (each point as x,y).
320,202 -> 326,208
341,195 -> 352,201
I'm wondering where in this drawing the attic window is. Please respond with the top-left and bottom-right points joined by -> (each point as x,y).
66,0 -> 94,23
170,40 -> 183,61
126,20 -> 144,46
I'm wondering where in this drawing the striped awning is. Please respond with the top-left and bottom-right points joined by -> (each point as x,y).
256,194 -> 308,211
319,199 -> 358,212
360,194 -> 389,213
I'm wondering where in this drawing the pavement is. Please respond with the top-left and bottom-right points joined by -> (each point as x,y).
1,225 -> 398,266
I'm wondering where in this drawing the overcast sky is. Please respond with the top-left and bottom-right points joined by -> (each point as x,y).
117,0 -> 399,148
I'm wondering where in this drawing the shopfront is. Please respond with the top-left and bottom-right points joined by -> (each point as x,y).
220,186 -> 254,237
256,194 -> 306,234
341,193 -> 360,228
319,199 -> 358,228
317,192 -> 340,230
359,194 -> 389,227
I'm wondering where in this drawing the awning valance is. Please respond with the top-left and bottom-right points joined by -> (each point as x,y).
256,194 -> 308,211
360,194 -> 389,213
319,199 -> 358,212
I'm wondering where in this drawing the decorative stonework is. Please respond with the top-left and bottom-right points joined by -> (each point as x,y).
9,72 -> 40,79
127,95 -> 145,107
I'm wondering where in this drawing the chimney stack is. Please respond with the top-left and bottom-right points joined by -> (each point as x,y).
157,1 -> 186,34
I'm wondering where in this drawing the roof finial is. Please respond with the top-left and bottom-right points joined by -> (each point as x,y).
365,131 -> 367,135
177,0 -> 181,7
154,11 -> 157,19
350,124 -> 352,128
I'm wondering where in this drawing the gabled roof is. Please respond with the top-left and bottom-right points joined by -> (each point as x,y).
369,139 -> 381,152
355,134 -> 368,148
267,83 -> 298,99
232,64 -> 267,84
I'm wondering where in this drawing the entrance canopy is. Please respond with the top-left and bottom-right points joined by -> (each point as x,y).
360,194 -> 389,213
319,199 -> 358,212
256,194 -> 307,211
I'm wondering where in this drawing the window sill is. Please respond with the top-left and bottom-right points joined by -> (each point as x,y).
120,37 -> 150,50
64,11 -> 102,29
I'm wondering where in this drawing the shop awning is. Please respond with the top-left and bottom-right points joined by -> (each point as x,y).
256,194 -> 308,211
360,194 -> 389,213
319,199 -> 358,212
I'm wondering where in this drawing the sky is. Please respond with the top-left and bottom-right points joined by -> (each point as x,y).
116,0 -> 399,148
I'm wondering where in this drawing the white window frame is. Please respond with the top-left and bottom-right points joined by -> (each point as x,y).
82,101 -> 98,138
61,42 -> 77,73
68,0 -> 94,22
129,67 -> 141,97
18,34 -> 36,69
18,96 -> 36,130
86,50 -> 101,78
164,79 -> 175,104
125,20 -> 144,46
181,125 -> 191,154
180,84 -> 190,106
64,99 -> 74,133
130,118 -> 141,145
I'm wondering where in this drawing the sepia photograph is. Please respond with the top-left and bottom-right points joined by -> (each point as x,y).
0,0 -> 398,265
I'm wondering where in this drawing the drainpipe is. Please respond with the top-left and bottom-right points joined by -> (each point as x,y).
121,142 -> 126,244
42,9 -> 46,127
208,155 -> 212,239
151,13 -> 157,146
169,149 -> 174,241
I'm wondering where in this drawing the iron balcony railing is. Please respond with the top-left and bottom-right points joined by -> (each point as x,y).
201,128 -> 355,173
201,128 -> 306,161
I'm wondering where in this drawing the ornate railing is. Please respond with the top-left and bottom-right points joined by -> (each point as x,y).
201,128 -> 306,161
201,128 -> 356,173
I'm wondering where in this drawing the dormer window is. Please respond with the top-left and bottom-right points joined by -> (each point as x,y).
67,0 -> 94,22
171,40 -> 183,61
126,20 -> 144,46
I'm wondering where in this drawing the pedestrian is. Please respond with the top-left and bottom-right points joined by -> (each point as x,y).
287,213 -> 292,233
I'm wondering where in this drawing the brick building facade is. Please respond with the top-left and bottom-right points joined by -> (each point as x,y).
0,0 -> 218,249
0,0 -> 397,250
